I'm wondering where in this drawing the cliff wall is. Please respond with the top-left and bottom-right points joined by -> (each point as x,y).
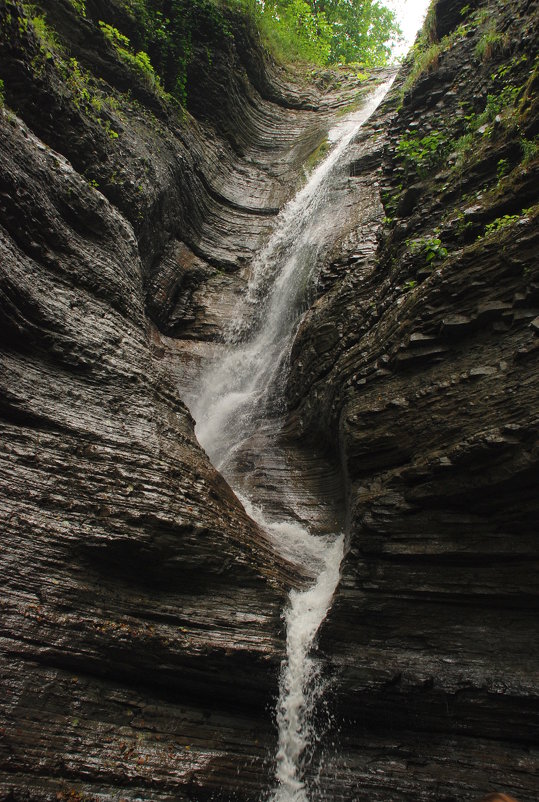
0,1 -> 358,798
1,0 -> 537,800
285,0 -> 539,798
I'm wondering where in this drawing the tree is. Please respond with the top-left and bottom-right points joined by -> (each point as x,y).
315,0 -> 401,64
261,0 -> 333,63
259,0 -> 400,66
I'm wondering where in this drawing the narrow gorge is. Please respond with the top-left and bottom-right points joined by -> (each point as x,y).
0,1 -> 537,801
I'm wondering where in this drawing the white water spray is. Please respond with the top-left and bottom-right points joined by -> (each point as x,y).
189,77 -> 394,799
270,534 -> 344,802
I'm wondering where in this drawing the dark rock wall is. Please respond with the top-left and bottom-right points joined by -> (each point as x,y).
1,0 -> 538,799
285,0 -> 539,798
0,1 -> 357,799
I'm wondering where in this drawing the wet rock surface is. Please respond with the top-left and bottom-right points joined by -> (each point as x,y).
285,0 -> 539,798
0,1 -> 364,799
1,0 -> 538,799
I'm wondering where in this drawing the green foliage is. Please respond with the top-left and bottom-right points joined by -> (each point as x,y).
423,237 -> 448,263
0,78 -> 4,107
403,5 -> 475,91
244,0 -> 400,66
408,236 -> 448,265
404,41 -> 442,87
111,0 -> 233,105
452,131 -> 475,166
396,131 -> 447,177
94,0 -> 398,109
258,0 -> 332,64
381,182 -> 402,216
314,0 -> 401,65
475,26 -> 507,62
28,11 -> 58,61
452,81 -> 526,170
477,208 -> 536,241
99,20 -> 160,90
58,56 -> 121,139
99,21 -> 131,50
69,0 -> 86,15
482,214 -> 520,236
15,7 -> 122,142
496,158 -> 509,180
484,83 -> 521,117
403,1 -> 514,92
520,136 -> 538,165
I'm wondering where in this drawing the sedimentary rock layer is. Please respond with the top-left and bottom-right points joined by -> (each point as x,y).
0,1 -> 363,798
285,0 -> 539,798
1,0 -> 538,798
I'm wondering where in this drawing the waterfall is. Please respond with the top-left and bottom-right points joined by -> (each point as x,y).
190,77 -> 394,799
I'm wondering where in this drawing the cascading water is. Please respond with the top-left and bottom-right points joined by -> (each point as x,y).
189,78 -> 394,800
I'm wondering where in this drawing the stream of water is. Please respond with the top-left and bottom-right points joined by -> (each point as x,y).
190,78 -> 393,800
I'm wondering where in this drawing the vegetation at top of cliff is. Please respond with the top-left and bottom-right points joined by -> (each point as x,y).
401,0 -> 514,91
85,0 -> 400,107
116,0 -> 400,82
250,0 -> 401,66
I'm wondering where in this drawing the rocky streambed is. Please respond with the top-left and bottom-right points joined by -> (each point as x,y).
0,0 -> 538,800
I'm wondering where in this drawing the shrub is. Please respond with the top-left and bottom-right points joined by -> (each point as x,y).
475,28 -> 507,61
69,0 -> 86,15
521,136 -> 538,164
408,236 -> 448,265
99,20 -> 160,91
483,214 -> 521,236
396,131 -> 447,177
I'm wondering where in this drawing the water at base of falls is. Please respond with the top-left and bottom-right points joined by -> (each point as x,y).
189,77 -> 395,800
238,496 -> 344,801
270,535 -> 344,802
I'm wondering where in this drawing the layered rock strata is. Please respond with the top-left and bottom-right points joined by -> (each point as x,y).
285,0 -> 539,798
0,1 -> 366,798
1,0 -> 538,798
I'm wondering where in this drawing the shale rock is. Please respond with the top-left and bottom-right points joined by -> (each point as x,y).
286,0 -> 539,799
0,1 -> 363,799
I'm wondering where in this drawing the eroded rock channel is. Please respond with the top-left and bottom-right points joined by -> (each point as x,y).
0,0 -> 538,800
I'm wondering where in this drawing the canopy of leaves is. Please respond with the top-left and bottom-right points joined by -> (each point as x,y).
110,0 -> 399,107
255,0 -> 401,66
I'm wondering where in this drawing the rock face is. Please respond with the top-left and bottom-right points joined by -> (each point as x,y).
0,1 -> 362,799
285,0 -> 539,799
1,0 -> 538,800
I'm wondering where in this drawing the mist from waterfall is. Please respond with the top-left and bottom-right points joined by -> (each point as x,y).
190,77 -> 394,800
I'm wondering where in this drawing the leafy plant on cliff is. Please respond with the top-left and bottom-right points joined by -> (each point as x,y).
0,78 -> 4,107
109,0 -> 231,105
402,2 -> 475,92
396,131 -> 447,177
451,75 -> 529,171
520,135 -> 538,165
14,6 -> 123,141
407,236 -> 448,265
68,0 -> 86,15
422,237 -> 448,264
99,21 -> 161,92
475,25 -> 508,62
479,212 -> 529,239
25,9 -> 59,70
